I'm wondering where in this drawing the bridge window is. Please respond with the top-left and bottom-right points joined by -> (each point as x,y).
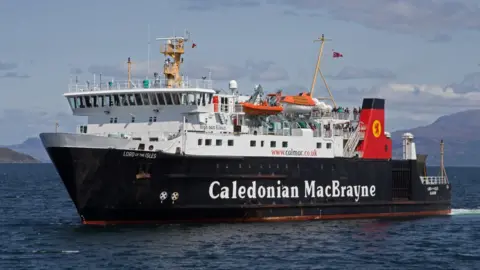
131,117 -> 135,123
119,94 -> 127,106
149,117 -> 152,123
128,94 -> 135,105
172,93 -> 181,105
153,116 -> 157,122
104,95 -> 112,106
74,97 -> 80,108
113,94 -> 120,106
85,96 -> 92,108
165,93 -> 173,105
180,93 -> 187,105
208,93 -> 213,104
157,93 -> 166,105
142,93 -> 150,105
149,93 -> 158,105
149,137 -> 158,142
196,93 -> 202,106
187,93 -> 195,105
78,96 -> 85,108
99,95 -> 105,107
68,97 -> 75,109
135,94 -> 143,105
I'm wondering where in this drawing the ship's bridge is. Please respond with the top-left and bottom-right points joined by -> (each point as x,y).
65,77 -> 216,122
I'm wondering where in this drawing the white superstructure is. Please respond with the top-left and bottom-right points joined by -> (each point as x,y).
42,32 -> 391,159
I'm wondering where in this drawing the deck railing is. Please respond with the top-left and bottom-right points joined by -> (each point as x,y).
68,78 -> 214,93
420,176 -> 449,185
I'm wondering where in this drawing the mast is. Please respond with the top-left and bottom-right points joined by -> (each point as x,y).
156,30 -> 190,88
127,57 -> 132,89
147,24 -> 151,79
440,139 -> 447,181
310,34 -> 337,108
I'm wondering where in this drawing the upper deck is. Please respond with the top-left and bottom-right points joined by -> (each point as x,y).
66,77 -> 215,95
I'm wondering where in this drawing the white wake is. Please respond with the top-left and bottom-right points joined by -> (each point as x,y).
450,208 -> 480,215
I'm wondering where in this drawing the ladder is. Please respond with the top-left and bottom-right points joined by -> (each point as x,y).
343,122 -> 365,157
217,113 -> 227,124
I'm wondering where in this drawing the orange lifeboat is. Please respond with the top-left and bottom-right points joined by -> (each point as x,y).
242,100 -> 283,116
280,92 -> 316,114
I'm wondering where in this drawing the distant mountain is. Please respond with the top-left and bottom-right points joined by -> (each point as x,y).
2,137 -> 50,163
0,148 -> 40,163
391,109 -> 480,166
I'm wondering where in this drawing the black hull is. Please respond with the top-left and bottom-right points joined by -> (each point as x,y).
45,146 -> 452,225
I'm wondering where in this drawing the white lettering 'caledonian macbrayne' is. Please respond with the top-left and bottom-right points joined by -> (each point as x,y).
208,180 -> 376,202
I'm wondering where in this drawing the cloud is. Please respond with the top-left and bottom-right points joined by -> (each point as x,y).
328,66 -> 396,80
178,1 -> 479,38
247,60 -> 289,81
0,61 -> 17,71
70,67 -> 83,75
330,81 -> 480,116
267,0 -> 480,37
0,61 -> 29,79
283,10 -> 299,16
0,72 -> 30,79
446,72 -> 480,93
185,60 -> 289,81
0,109 -> 85,145
87,59 -> 289,82
178,0 -> 261,11
428,33 -> 452,43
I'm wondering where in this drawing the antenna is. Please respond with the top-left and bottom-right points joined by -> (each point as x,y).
310,34 -> 337,108
147,24 -> 151,79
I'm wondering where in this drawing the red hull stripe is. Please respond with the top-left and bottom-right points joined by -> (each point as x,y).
83,209 -> 451,226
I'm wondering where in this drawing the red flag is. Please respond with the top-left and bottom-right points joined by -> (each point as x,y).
192,43 -> 197,48
333,51 -> 343,58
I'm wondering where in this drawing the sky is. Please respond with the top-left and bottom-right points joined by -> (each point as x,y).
1,0 -> 480,144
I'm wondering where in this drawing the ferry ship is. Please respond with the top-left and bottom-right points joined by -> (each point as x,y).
40,32 -> 451,225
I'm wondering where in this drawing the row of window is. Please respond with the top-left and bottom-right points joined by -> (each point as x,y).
109,116 -> 158,123
69,92 -> 215,109
198,139 -> 332,149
